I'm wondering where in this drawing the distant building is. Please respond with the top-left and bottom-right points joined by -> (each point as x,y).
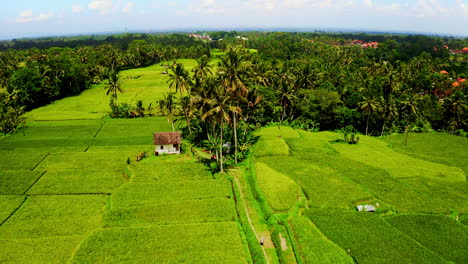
153,132 -> 181,155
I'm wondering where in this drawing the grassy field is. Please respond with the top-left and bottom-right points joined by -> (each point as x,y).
1,105 -> 251,263
305,209 -> 447,264
385,214 -> 468,263
71,222 -> 249,264
25,58 -> 203,121
288,216 -> 354,264
250,127 -> 467,264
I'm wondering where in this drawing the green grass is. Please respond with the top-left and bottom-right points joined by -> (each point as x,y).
0,195 -> 25,223
70,222 -> 249,264
103,197 -> 236,227
331,135 -> 466,183
0,151 -> 48,170
35,152 -> 128,172
253,126 -> 301,157
255,126 -> 301,138
110,180 -> 231,208
398,177 -> 468,213
130,157 -> 211,181
288,215 -> 354,264
0,170 -> 43,194
93,117 -> 174,146
26,60 -> 198,121
305,208 -> 447,264
385,214 -> 468,264
282,133 -> 450,213
0,236 -> 83,264
255,162 -> 301,211
27,170 -> 127,194
257,156 -> 373,209
384,133 -> 468,175
0,195 -> 107,239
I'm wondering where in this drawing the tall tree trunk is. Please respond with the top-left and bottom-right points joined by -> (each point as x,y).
219,119 -> 224,173
233,111 -> 238,164
365,113 -> 370,136
184,110 -> 192,135
381,121 -> 386,137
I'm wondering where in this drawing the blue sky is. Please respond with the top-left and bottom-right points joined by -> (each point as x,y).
1,0 -> 467,39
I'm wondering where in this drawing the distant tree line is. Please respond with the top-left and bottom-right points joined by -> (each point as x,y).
1,31 -> 466,141
0,34 -> 211,134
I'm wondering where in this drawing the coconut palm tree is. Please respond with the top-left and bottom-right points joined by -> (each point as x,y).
192,55 -> 213,81
358,96 -> 380,135
105,70 -> 123,100
202,90 -> 241,173
158,92 -> 177,131
167,62 -> 190,95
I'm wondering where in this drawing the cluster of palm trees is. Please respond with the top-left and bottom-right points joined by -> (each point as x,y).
159,44 -> 466,169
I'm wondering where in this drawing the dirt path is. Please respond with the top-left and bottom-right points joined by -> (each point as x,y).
233,176 -> 271,264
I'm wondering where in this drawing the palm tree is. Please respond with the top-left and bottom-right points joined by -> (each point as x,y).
202,91 -> 241,173
442,91 -> 467,131
158,92 -> 177,131
192,55 -> 213,81
167,62 -> 190,95
358,96 -> 380,135
218,47 -> 250,163
105,70 -> 123,100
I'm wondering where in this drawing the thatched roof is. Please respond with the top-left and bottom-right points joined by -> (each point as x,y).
153,132 -> 181,145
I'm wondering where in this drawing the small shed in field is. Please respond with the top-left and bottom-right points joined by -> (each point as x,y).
153,132 -> 181,155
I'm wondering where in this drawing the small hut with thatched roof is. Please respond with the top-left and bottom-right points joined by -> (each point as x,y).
153,132 -> 181,155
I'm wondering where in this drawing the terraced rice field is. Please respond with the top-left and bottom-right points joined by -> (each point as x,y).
0,118 -> 251,263
251,126 -> 468,264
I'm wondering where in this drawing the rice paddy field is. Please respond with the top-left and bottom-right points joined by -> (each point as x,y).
2,55 -> 467,263
251,126 -> 468,264
0,58 -> 251,264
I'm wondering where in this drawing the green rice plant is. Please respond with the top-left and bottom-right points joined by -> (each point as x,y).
110,180 -> 231,209
27,170 -> 127,195
384,133 -> 468,175
288,216 -> 354,264
331,135 -> 466,183
0,138 -> 93,151
398,177 -> 468,213
0,195 -> 107,239
257,156 -> 373,209
385,214 -> 467,263
255,162 -> 301,211
287,146 -> 449,213
254,137 -> 290,157
35,151 -> 128,172
70,222 -> 249,264
271,224 -> 298,264
255,126 -> 301,138
26,60 -> 198,121
130,158 -> 211,181
103,197 -> 236,227
0,151 -> 48,170
0,235 -> 83,264
3,124 -> 100,140
0,170 -> 43,194
305,208 -> 447,264
0,195 -> 25,223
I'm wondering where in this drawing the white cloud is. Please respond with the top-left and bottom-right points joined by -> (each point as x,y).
19,9 -> 33,17
16,9 -> 54,23
168,1 -> 177,7
188,0 -> 225,15
88,0 -> 114,14
37,12 -> 54,21
72,4 -> 84,13
122,2 -> 134,13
